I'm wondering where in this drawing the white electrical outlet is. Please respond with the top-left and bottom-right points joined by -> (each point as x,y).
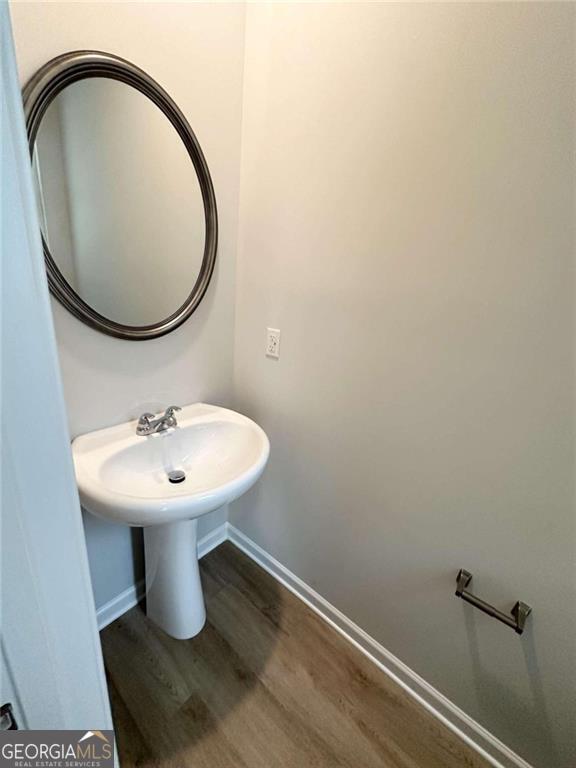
266,328 -> 281,358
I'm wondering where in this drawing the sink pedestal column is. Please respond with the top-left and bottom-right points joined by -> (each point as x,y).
144,519 -> 206,639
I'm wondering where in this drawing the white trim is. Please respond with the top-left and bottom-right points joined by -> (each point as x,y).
197,521 -> 228,559
96,523 -> 228,630
226,524 -> 533,768
96,581 -> 146,631
96,520 -> 532,768
2,2 -> 112,732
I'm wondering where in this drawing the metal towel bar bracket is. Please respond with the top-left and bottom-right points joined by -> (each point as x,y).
455,569 -> 532,635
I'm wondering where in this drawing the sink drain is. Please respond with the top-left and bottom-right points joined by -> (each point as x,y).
167,469 -> 186,484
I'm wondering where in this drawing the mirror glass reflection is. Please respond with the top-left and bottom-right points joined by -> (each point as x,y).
32,78 -> 206,327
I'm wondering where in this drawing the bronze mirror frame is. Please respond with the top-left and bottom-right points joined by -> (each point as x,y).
23,50 -> 218,340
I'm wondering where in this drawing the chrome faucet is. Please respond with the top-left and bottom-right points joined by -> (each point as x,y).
136,406 -> 181,436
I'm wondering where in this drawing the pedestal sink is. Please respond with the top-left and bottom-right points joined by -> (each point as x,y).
72,403 -> 269,639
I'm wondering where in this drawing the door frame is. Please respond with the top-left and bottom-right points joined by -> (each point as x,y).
1,0 -> 112,733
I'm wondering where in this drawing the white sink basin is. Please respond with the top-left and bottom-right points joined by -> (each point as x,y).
73,403 -> 269,526
72,403 -> 269,639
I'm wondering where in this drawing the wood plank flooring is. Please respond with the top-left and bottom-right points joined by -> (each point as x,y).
101,542 -> 490,768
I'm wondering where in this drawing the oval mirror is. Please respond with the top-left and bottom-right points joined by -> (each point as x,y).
23,51 -> 217,340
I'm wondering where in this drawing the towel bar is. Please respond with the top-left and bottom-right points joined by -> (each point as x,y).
455,569 -> 531,635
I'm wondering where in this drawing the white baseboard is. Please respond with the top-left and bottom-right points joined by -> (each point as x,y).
96,520 -> 532,768
197,521 -> 228,559
96,580 -> 146,631
96,523 -> 228,631
226,523 -> 533,768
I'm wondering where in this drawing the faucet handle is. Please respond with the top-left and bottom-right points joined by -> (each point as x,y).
137,412 -> 155,426
164,405 -> 181,417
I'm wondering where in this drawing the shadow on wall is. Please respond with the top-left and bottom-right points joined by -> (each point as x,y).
82,511 -> 145,612
130,528 -> 144,588
463,608 -> 560,768
99,542 -> 281,761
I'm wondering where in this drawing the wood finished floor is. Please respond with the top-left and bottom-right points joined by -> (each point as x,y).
102,542 -> 490,768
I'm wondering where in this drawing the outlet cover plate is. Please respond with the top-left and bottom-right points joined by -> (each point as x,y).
266,328 -> 281,358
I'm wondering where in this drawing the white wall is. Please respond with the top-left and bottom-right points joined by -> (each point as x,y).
231,4 -> 575,768
9,1 -> 246,609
